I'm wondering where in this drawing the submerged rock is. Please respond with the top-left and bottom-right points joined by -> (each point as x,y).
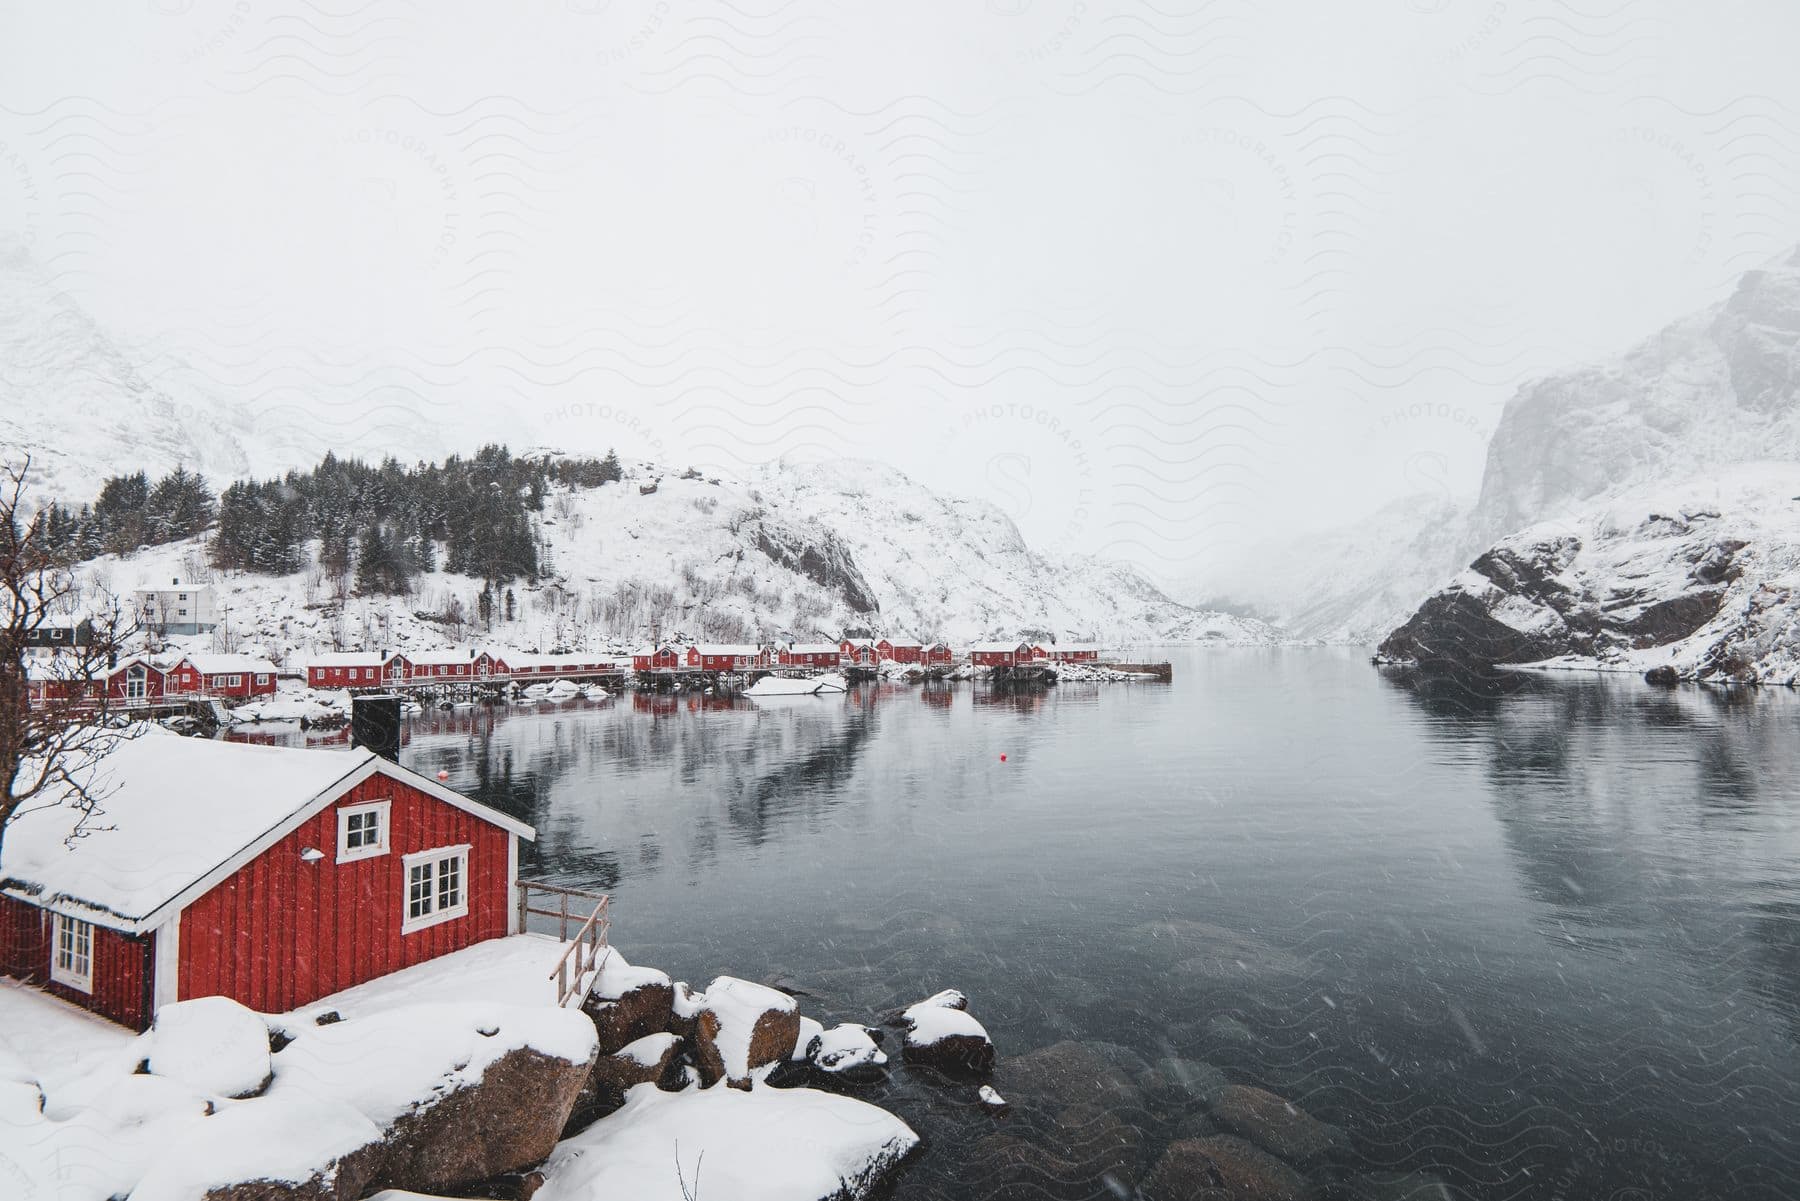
1139,1056 -> 1229,1111
1210,1085 -> 1345,1164
996,1040 -> 1139,1110
1141,1134 -> 1317,1201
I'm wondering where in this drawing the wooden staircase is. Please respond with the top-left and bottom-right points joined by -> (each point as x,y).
516,880 -> 612,1007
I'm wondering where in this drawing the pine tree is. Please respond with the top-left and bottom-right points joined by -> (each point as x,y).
599,448 -> 622,484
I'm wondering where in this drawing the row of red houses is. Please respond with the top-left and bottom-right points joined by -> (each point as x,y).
304,649 -> 624,690
26,652 -> 281,710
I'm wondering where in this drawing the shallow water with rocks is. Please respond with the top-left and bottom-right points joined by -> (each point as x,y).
241,647 -> 1800,1199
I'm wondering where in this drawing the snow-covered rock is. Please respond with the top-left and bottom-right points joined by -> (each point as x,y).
691,976 -> 801,1089
268,1002 -> 599,1194
893,989 -> 995,1075
806,1024 -> 889,1078
129,1090 -> 385,1201
1379,464 -> 1800,684
141,996 -> 273,1100
536,1083 -> 919,1201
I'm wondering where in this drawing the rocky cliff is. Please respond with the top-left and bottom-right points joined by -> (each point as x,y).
1378,465 -> 1800,684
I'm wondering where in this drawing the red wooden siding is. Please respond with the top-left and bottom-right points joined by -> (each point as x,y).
177,772 -> 511,1013
0,895 -> 152,1029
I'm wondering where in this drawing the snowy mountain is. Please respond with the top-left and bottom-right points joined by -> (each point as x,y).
0,240 -> 462,503
0,241 -> 262,503
1379,246 -> 1800,683
1472,246 -> 1800,541
1377,464 -> 1800,685
75,459 -> 1275,666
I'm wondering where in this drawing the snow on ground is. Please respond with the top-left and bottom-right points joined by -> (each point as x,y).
293,933 -> 576,1018
536,1082 -> 918,1201
745,674 -> 831,696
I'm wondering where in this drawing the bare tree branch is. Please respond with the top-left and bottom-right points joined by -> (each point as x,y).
0,455 -> 139,864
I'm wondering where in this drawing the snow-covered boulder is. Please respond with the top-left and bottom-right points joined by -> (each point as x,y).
583,1031 -> 684,1112
142,995 -> 274,1099
893,989 -> 995,1075
536,1083 -> 919,1201
583,952 -> 675,1054
692,976 -> 801,1089
805,1023 -> 889,1080
268,1002 -> 598,1194
130,1090 -> 386,1201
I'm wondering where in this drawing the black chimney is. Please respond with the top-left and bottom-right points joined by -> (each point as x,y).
351,694 -> 403,761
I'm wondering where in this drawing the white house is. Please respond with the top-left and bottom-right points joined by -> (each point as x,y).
133,579 -> 220,636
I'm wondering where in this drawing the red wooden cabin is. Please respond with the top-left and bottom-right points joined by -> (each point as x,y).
169,653 -> 278,698
839,639 -> 877,665
920,641 -> 953,666
969,641 -> 1032,667
306,652 -> 385,690
1050,644 -> 1100,662
780,643 -> 842,669
876,639 -> 925,664
632,644 -> 681,672
0,734 -> 533,1029
687,644 -> 757,672
408,650 -> 476,681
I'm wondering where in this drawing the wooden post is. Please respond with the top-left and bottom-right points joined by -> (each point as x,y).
559,891 -> 569,941
516,882 -> 528,935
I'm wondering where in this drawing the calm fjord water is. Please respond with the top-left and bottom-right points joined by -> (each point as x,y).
280,649 -> 1800,1198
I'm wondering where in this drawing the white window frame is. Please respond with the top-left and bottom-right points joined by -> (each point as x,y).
255,674 -> 270,686
50,913 -> 94,992
226,674 -> 241,688
401,845 -> 471,934
336,799 -> 391,863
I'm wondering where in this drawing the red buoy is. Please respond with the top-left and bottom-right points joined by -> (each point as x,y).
999,754 -> 1007,762
437,769 -> 450,781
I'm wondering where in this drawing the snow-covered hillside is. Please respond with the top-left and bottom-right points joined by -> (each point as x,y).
75,459 -> 1275,666
1377,464 -> 1800,685
1472,245 -> 1800,542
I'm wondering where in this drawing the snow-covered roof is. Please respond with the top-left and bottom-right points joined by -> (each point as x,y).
178,654 -> 275,675
692,644 -> 758,656
788,643 -> 841,654
881,638 -> 924,648
1054,642 -> 1100,652
968,641 -> 1030,652
0,732 -> 535,933
407,649 -> 477,666
308,651 -> 384,668
841,637 -> 875,648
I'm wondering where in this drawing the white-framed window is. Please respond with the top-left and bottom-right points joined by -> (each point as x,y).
255,674 -> 270,685
336,799 -> 391,863
226,674 -> 241,688
402,846 -> 470,934
51,914 -> 93,992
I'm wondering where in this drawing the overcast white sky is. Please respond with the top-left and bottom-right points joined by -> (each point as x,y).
3,1 -> 1798,594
